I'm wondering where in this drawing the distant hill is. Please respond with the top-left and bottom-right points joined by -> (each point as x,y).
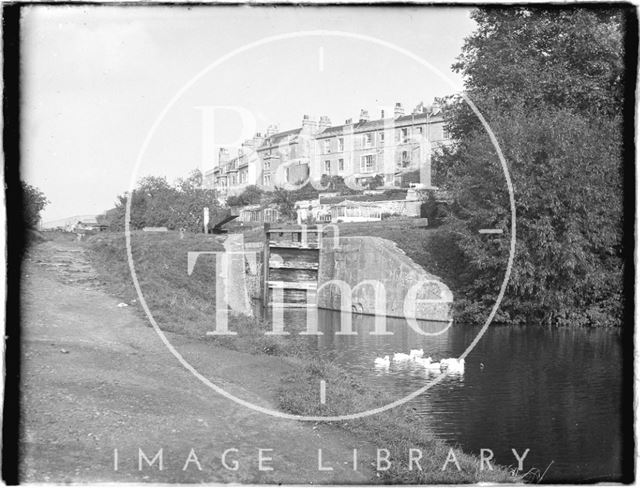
41,214 -> 98,230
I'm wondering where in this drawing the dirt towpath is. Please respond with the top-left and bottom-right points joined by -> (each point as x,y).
19,241 -> 376,483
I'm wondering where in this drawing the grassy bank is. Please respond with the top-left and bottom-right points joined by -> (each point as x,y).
82,230 -> 520,483
85,230 -> 313,358
278,360 -> 522,483
335,219 -> 468,289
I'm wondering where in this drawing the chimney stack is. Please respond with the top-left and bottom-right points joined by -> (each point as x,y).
394,102 -> 404,118
412,101 -> 425,115
266,124 -> 279,137
381,109 -> 385,119
253,132 -> 264,147
218,147 -> 230,165
345,118 -> 353,125
359,109 -> 370,123
318,115 -> 331,131
301,114 -> 317,132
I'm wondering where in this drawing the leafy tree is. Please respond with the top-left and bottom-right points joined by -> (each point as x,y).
432,7 -> 627,327
449,7 -> 625,136
226,185 -> 264,207
22,181 -> 49,228
271,186 -> 299,222
108,170 -> 225,233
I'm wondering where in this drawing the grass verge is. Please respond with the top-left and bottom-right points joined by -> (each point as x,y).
85,231 -> 312,358
82,230 -> 521,484
278,359 -> 521,483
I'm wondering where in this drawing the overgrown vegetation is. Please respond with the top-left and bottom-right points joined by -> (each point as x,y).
431,7 -> 627,327
22,181 -> 49,228
225,185 -> 264,207
85,231 -> 312,357
99,170 -> 229,232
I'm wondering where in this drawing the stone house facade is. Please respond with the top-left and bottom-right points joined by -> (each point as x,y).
204,102 -> 450,197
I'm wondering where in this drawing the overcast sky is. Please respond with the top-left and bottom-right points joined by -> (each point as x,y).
21,6 -> 476,222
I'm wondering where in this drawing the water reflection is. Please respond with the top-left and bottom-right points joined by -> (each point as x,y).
263,306 -> 624,482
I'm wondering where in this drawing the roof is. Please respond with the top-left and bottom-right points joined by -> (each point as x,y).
315,111 -> 444,139
216,105 -> 445,168
260,128 -> 302,149
320,190 -> 408,205
330,200 -> 383,208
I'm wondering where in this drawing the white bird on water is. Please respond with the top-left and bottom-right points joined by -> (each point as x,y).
374,356 -> 390,367
409,349 -> 424,359
424,359 -> 443,371
393,352 -> 411,362
413,356 -> 432,367
440,357 -> 465,373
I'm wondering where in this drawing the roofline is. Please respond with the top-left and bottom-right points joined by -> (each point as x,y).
314,113 -> 445,139
219,108 -> 446,161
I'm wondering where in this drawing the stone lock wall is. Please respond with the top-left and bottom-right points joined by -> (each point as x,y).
317,236 -> 452,322
226,233 -> 452,322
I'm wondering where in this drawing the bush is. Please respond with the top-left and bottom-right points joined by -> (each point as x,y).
22,181 -> 49,229
226,185 -> 264,207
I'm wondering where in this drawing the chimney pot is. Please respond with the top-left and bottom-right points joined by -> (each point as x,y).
318,115 -> 331,131
302,115 -> 317,132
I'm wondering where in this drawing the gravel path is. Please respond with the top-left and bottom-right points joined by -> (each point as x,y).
19,241 -> 375,483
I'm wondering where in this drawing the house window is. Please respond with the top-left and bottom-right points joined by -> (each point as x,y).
443,127 -> 450,139
263,173 -> 272,185
379,131 -> 385,144
402,150 -> 410,167
416,126 -> 424,136
363,133 -> 374,147
264,160 -> 271,170
338,137 -> 344,151
338,158 -> 344,171
324,160 -> 331,174
324,140 -> 331,154
360,154 -> 375,173
401,127 -> 409,141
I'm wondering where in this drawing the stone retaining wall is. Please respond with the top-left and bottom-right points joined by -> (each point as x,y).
317,236 -> 452,321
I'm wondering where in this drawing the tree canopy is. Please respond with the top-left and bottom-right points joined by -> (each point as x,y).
22,181 -> 49,228
103,170 -> 228,233
432,7 -> 628,326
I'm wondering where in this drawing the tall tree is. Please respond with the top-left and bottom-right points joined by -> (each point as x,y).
22,181 -> 49,228
433,7 -> 628,326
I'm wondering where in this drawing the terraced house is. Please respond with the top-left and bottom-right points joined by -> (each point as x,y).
205,102 -> 451,197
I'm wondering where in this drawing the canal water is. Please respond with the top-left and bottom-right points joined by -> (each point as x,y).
273,308 -> 626,482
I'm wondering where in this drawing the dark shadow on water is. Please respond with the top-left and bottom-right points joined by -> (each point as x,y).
257,303 -> 624,482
